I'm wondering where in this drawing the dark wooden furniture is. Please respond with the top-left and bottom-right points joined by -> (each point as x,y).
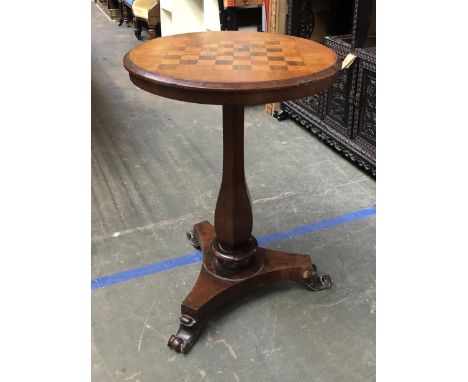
101,0 -> 118,9
96,0 -> 120,20
279,0 -> 376,176
132,0 -> 160,40
221,0 -> 264,31
124,31 -> 340,354
118,0 -> 133,27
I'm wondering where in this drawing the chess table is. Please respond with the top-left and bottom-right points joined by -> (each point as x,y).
124,31 -> 340,354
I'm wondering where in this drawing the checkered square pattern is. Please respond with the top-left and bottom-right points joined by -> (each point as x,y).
157,40 -> 306,72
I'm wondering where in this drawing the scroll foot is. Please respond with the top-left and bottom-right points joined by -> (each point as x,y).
186,230 -> 200,250
300,265 -> 332,291
167,314 -> 202,354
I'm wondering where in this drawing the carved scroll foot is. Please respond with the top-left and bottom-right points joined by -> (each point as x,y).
299,264 -> 332,291
168,221 -> 332,354
167,314 -> 202,354
186,230 -> 200,250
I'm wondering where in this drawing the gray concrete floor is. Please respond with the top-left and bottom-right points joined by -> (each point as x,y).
91,3 -> 376,382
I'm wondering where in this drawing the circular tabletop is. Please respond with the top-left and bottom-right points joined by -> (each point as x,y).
124,31 -> 340,105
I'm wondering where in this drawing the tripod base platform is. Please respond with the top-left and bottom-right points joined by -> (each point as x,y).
167,221 -> 332,354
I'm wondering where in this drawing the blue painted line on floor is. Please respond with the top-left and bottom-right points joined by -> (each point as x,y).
91,252 -> 203,290
257,207 -> 376,246
91,206 -> 376,290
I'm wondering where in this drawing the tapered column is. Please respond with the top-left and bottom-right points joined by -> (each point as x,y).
213,105 -> 254,265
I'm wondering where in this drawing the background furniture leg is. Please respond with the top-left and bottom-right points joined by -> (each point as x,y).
118,1 -> 124,26
123,4 -> 130,27
133,17 -> 142,40
148,24 -> 156,39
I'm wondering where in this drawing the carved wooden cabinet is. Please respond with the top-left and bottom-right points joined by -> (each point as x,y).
281,0 -> 376,176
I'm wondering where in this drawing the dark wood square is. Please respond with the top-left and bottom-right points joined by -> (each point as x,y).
233,65 -> 252,70
287,61 -> 305,66
216,60 -> 233,65
158,64 -> 177,70
269,65 -> 288,70
268,56 -> 285,61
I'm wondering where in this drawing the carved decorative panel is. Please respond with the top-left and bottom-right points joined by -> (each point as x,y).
287,0 -> 314,38
353,48 -> 376,154
356,72 -> 376,145
297,92 -> 325,118
324,68 -> 355,137
282,1 -> 376,177
299,1 -> 314,38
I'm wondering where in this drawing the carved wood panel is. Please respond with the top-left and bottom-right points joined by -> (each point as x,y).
282,0 -> 376,177
354,68 -> 376,146
353,48 -> 376,153
296,92 -> 325,118
324,68 -> 355,137
287,0 -> 314,38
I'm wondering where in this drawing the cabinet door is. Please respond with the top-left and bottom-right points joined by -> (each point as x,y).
353,58 -> 376,153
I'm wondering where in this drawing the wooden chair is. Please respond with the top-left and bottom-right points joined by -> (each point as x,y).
118,0 -> 133,27
132,0 -> 160,40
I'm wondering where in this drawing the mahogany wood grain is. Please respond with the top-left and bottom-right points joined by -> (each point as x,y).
123,31 -> 338,354
214,105 -> 252,251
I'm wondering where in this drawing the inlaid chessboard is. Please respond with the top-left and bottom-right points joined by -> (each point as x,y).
157,40 -> 306,72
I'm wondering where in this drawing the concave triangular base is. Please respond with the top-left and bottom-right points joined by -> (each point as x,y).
167,221 -> 332,354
